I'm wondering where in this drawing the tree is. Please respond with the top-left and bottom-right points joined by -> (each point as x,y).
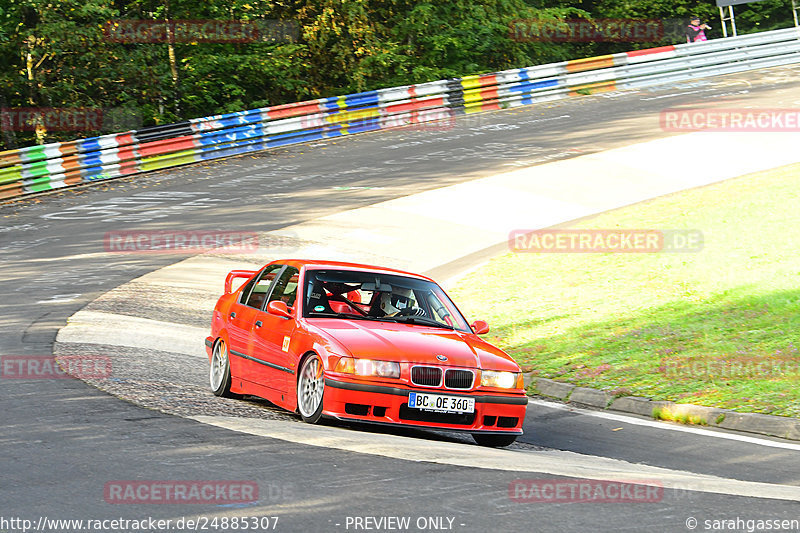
0,0 -> 125,146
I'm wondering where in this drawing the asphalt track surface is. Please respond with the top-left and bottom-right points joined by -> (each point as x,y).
3,65 -> 800,532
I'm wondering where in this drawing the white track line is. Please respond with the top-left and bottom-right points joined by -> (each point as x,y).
193,415 -> 800,501
529,399 -> 800,451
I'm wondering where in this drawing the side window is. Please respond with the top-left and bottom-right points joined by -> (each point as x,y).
240,265 -> 283,308
238,277 -> 258,305
268,267 -> 300,309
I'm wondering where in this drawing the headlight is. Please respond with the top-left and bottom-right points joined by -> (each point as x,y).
481,370 -> 518,389
334,357 -> 400,379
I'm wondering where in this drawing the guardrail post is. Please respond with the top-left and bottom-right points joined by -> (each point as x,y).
719,5 -> 738,37
793,0 -> 800,28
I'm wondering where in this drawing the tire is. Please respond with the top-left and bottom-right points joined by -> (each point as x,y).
209,340 -> 238,398
297,354 -> 325,423
472,433 -> 518,447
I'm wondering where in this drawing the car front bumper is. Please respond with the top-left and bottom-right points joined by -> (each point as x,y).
323,377 -> 527,434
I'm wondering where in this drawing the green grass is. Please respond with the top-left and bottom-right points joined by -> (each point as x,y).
451,163 -> 800,417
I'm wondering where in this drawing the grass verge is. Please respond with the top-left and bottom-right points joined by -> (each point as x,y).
451,163 -> 800,417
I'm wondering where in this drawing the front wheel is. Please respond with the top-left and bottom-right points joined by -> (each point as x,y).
297,354 -> 325,423
472,433 -> 518,447
210,340 -> 238,398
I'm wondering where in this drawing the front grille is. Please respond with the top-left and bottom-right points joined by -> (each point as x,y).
399,404 -> 476,425
444,369 -> 474,389
411,366 -> 442,387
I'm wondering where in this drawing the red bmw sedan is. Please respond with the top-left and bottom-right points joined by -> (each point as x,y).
206,259 -> 528,446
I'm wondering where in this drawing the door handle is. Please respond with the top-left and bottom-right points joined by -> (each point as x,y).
255,320 -> 263,328
230,312 -> 236,319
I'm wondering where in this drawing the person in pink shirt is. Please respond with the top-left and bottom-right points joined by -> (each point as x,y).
686,16 -> 711,42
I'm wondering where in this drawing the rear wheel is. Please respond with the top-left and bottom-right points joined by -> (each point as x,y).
297,354 -> 324,423
472,433 -> 518,447
210,340 -> 238,398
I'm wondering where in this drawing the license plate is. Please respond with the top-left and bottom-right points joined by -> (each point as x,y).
408,392 -> 475,413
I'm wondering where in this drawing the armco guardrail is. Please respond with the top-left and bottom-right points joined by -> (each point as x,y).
2,27 -> 799,200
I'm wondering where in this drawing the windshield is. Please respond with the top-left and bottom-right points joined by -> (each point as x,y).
302,269 -> 471,332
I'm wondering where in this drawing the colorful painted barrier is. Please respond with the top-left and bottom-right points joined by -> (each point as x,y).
2,27 -> 799,200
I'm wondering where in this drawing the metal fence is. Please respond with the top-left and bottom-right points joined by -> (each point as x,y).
2,27 -> 799,200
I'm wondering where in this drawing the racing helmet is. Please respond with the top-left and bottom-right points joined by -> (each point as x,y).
379,288 -> 424,316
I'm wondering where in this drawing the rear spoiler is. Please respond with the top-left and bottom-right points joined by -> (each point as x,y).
225,270 -> 257,294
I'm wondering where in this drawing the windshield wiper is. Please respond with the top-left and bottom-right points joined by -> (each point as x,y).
378,315 -> 454,330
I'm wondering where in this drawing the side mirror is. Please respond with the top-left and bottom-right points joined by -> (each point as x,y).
471,320 -> 489,335
267,300 -> 293,319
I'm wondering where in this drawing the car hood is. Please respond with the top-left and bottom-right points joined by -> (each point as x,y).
308,318 -> 519,371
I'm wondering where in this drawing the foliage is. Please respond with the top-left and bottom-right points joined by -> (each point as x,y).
0,0 -> 795,148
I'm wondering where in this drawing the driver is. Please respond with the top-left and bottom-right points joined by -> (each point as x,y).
379,289 -> 425,317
